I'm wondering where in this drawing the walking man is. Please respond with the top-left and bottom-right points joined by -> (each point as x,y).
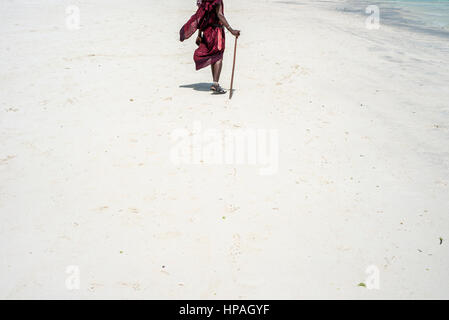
180,0 -> 240,94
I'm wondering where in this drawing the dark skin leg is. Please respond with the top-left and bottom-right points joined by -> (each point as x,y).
211,59 -> 223,83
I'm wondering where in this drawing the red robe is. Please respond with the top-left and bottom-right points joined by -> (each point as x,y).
180,0 -> 225,70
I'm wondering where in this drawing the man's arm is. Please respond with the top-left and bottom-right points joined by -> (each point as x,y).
216,3 -> 240,37
196,30 -> 202,45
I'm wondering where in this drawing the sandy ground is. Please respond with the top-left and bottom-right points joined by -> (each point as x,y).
1,0 -> 448,299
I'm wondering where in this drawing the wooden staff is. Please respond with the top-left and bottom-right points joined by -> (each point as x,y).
229,36 -> 238,99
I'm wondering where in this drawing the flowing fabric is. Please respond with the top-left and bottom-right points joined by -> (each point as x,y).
180,0 -> 225,70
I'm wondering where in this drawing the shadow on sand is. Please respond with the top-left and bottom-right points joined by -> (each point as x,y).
179,83 -> 212,92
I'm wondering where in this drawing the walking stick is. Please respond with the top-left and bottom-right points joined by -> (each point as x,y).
229,36 -> 238,99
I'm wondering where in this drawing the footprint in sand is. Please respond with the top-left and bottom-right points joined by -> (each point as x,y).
0,155 -> 16,164
128,208 -> 139,214
119,282 -> 141,291
226,204 -> 240,213
229,233 -> 242,265
279,64 -> 309,84
89,283 -> 104,291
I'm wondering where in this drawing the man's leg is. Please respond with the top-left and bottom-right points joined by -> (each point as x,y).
210,59 -> 225,94
212,59 -> 223,83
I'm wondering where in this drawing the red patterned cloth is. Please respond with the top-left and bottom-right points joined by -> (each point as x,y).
180,0 -> 225,70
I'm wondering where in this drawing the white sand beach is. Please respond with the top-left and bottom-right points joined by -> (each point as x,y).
1,0 -> 448,299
